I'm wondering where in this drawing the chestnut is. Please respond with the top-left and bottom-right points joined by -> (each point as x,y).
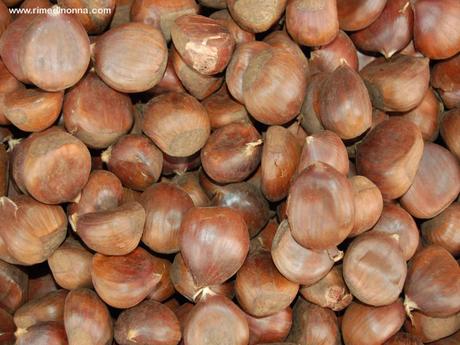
412,0 -> 460,60
249,218 -> 278,254
11,127 -> 91,204
0,307 -> 15,345
349,175 -> 383,237
400,142 -> 460,219
63,71 -> 134,149
404,245 -> 460,318
27,274 -> 59,302
369,203 -> 420,261
3,86 -> 63,132
110,0 -> 134,28
287,298 -> 341,345
149,53 -> 185,96
162,151 -> 201,176
68,170 -> 124,227
242,46 -> 307,125
64,288 -> 113,345
297,130 -> 349,176
94,23 -> 168,93
287,162 -> 355,250
336,0 -> 387,31
384,332 -> 423,345
179,207 -> 249,288
171,47 -> 224,100
58,0 -> 116,34
421,203 -> 460,257
0,195 -> 67,265
210,10 -> 255,45
286,0 -> 339,47
114,300 -> 181,345
0,1 -> 10,37
263,30 -> 309,72
299,72 -> 327,135
19,0 -> 52,11
440,108 -> 460,160
102,134 -> 163,191
310,30 -> 359,74
201,122 -> 262,183
261,126 -> 301,202
356,117 -> 424,200
76,201 -> 145,256
147,256 -> 175,302
235,251 -> 299,318
201,85 -> 249,130
47,237 -> 93,290
171,15 -> 235,75
300,265 -> 353,312
183,295 -> 249,345
170,253 -> 234,302
143,92 -> 211,158
350,0 -> 414,59
245,308 -> 292,345
14,289 -> 67,331
431,54 -> 460,109
271,220 -> 336,285
0,259 -> 28,314
15,321 -> 68,345
342,300 -> 406,345
91,247 -> 161,309
211,182 -> 270,238
287,121 -> 308,147
171,171 -> 210,207
427,330 -> 460,345
404,310 -> 460,343
360,54 -> 430,112
344,233 -> 407,306
140,182 -> 194,254
225,41 -> 271,104
130,0 -> 198,41
226,0 -> 287,33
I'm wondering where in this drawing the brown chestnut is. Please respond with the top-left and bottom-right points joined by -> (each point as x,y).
102,134 -> 163,191
210,10 -> 255,45
245,308 -> 292,345
404,310 -> 460,343
115,300 -> 181,345
149,53 -> 186,96
140,182 -> 194,254
384,332 -> 423,345
179,207 -> 249,288
299,72 -> 327,134
431,54 -> 460,109
336,0 -> 387,31
147,256 -> 175,302
0,307 -> 15,345
94,23 -> 167,93
27,274 -> 58,302
143,92 -> 211,158
287,162 -> 355,250
171,171 -> 210,207
64,288 -> 113,345
0,259 -> 28,314
440,108 -> 460,160
63,71 -> 134,149
162,151 -> 201,176
15,321 -> 68,345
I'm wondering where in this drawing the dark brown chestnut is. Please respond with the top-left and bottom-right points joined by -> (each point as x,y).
286,0 -> 339,47
147,256 -> 175,302
102,134 -> 163,191
300,265 -> 353,312
412,0 -> 460,60
140,182 -> 194,254
431,54 -> 460,109
94,23 -> 168,93
0,307 -> 15,345
201,122 -> 262,183
130,0 -> 198,41
440,108 -> 460,160
12,127 -> 91,204
235,251 -> 299,318
336,0 -> 387,31
421,203 -> 460,257
171,171 -> 210,207
360,54 -> 430,112
271,220 -> 337,285
384,332 -> 423,345
287,298 -> 341,345
400,142 -> 460,219
183,295 -> 249,345
344,233 -> 407,306
149,53 -> 185,96
143,92 -> 211,158
287,162 -> 355,250
210,10 -> 255,45
226,0 -> 287,33
350,0 -> 414,58
92,247 -> 162,309
48,237 -> 93,290
162,151 -> 201,176
211,182 -> 270,238
179,207 -> 249,288
27,274 -> 58,302
64,288 -> 113,345
63,71 -> 134,149
369,203 -> 420,261
404,245 -> 460,318
356,117 -> 424,200
15,321 -> 68,345
299,72 -> 327,134
249,218 -> 278,254
171,14 -> 235,75
342,300 -> 406,345
115,300 -> 181,345
0,259 -> 28,314
245,308 -> 292,345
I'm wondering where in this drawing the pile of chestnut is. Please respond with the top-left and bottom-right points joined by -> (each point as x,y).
1,0 -> 460,344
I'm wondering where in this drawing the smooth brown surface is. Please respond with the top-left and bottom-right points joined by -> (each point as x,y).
337,0 -> 387,31
16,321 -> 68,345
432,54 -> 460,109
404,311 -> 460,343
210,9 -> 255,45
441,108 -> 460,160
0,259 -> 28,314
245,307 -> 292,345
